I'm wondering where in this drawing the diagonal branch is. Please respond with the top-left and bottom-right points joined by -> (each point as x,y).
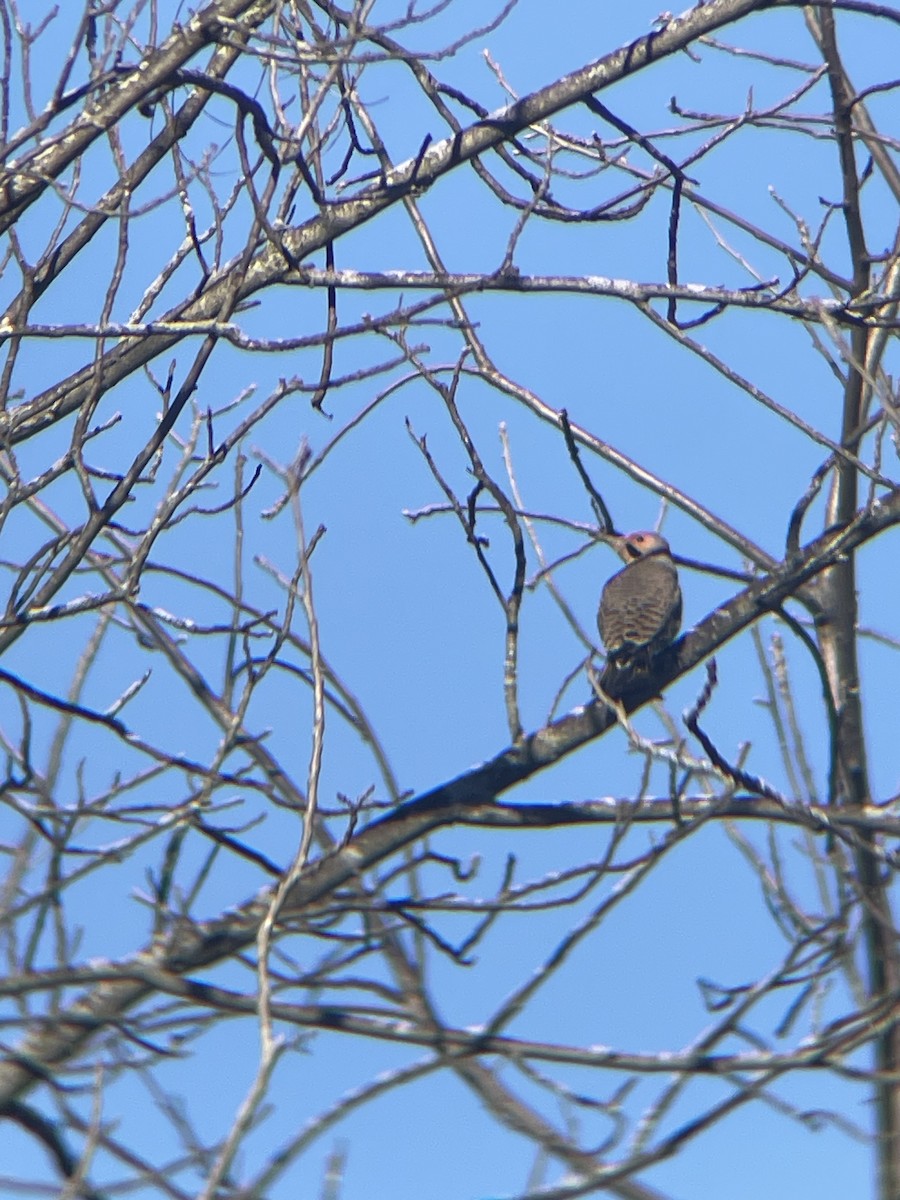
2,485 -> 899,1111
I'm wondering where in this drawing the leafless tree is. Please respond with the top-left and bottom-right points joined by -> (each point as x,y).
1,2 -> 900,1198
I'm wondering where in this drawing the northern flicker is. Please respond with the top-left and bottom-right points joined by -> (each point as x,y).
598,531 -> 682,669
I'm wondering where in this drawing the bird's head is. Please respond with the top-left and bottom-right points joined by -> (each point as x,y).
613,530 -> 672,563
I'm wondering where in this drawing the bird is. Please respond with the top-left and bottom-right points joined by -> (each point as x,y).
597,531 -> 682,671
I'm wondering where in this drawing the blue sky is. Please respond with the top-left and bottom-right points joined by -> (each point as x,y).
2,2 -> 899,1198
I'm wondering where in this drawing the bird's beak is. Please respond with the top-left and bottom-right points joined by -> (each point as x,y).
608,534 -> 636,563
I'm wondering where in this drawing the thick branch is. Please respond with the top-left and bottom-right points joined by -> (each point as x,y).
2,490 -> 899,1108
